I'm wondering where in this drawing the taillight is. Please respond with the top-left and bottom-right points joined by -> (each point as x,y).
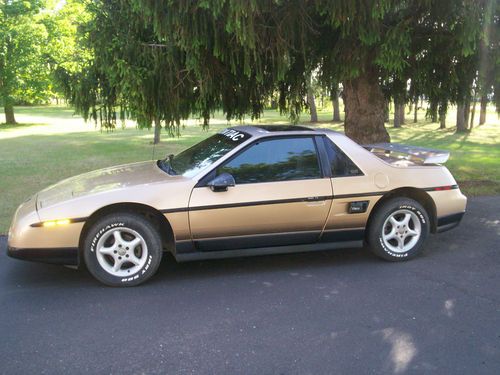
428,185 -> 458,191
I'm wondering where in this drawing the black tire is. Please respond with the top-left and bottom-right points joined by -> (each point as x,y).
83,213 -> 163,286
367,197 -> 430,261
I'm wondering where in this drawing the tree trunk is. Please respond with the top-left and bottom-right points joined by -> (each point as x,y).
331,86 -> 341,122
399,103 -> 405,124
464,97 -> 471,127
479,95 -> 487,125
4,104 -> 16,124
307,86 -> 318,123
469,96 -> 477,129
413,99 -> 418,123
429,102 -> 438,123
439,113 -> 446,129
153,118 -> 161,144
456,104 -> 468,133
438,103 -> 447,129
270,97 -> 278,110
384,100 -> 390,123
343,68 -> 390,143
394,101 -> 401,128
394,100 -> 404,128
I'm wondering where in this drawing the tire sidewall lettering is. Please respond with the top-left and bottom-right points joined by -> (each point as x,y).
90,222 -> 125,253
121,255 -> 153,283
398,204 -> 426,224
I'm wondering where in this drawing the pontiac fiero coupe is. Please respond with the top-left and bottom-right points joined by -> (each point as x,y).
8,125 -> 466,286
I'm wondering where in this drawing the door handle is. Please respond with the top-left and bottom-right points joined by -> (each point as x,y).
304,197 -> 326,206
306,201 -> 326,207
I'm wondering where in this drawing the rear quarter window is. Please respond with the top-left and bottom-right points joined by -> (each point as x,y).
324,138 -> 363,177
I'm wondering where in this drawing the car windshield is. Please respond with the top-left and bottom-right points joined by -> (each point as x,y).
159,129 -> 251,177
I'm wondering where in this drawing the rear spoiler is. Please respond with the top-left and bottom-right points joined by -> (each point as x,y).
364,143 -> 450,164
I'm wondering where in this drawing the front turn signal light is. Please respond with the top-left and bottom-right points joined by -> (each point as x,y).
42,219 -> 70,227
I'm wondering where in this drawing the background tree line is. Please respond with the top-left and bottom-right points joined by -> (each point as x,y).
1,0 -> 499,144
0,0 -> 89,124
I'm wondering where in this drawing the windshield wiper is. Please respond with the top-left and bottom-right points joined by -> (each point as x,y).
157,158 -> 177,175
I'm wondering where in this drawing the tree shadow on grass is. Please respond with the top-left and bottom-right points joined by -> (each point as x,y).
10,105 -> 78,120
390,125 -> 497,150
0,122 -> 43,130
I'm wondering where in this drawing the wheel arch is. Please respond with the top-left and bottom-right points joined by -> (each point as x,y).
366,187 -> 437,237
78,202 -> 175,258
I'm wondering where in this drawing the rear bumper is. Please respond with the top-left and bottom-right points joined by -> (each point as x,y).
7,246 -> 78,266
436,212 -> 465,233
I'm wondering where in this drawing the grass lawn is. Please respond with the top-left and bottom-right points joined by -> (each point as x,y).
0,105 -> 499,234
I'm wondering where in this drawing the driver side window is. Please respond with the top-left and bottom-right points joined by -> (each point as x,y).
218,137 -> 322,184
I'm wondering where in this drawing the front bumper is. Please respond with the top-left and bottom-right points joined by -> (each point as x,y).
7,246 -> 78,266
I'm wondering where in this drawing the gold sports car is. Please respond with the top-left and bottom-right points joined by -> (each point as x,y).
7,126 -> 467,286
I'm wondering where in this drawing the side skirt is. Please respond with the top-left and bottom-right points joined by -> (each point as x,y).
174,240 -> 363,262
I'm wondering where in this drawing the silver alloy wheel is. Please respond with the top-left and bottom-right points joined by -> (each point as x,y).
382,209 -> 421,253
95,227 -> 148,277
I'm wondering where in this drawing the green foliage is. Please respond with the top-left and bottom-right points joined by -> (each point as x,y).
484,0 -> 500,112
65,0 -> 498,135
420,0 -> 498,118
0,0 -> 51,110
42,0 -> 92,97
0,0 -> 90,120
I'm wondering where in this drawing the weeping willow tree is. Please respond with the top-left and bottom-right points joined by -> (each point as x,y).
61,1 -> 199,140
479,0 -> 500,123
384,0 -> 498,132
64,0 -> 497,143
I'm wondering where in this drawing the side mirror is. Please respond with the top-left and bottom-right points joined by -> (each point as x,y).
207,173 -> 235,192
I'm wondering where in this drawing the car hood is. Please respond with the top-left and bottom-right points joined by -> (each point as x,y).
36,161 -> 169,210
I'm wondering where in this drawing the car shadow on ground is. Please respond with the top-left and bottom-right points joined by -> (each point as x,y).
153,246 -> 377,284
0,239 -> 378,288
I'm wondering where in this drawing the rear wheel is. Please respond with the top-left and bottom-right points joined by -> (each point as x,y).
83,213 -> 163,286
368,198 -> 430,261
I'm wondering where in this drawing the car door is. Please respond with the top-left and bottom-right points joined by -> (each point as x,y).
188,136 -> 333,251
320,137 -> 372,242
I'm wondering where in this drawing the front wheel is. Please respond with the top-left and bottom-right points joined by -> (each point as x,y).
367,198 -> 430,261
83,213 -> 163,286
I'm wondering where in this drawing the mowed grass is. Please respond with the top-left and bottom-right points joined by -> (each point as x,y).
0,105 -> 499,234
